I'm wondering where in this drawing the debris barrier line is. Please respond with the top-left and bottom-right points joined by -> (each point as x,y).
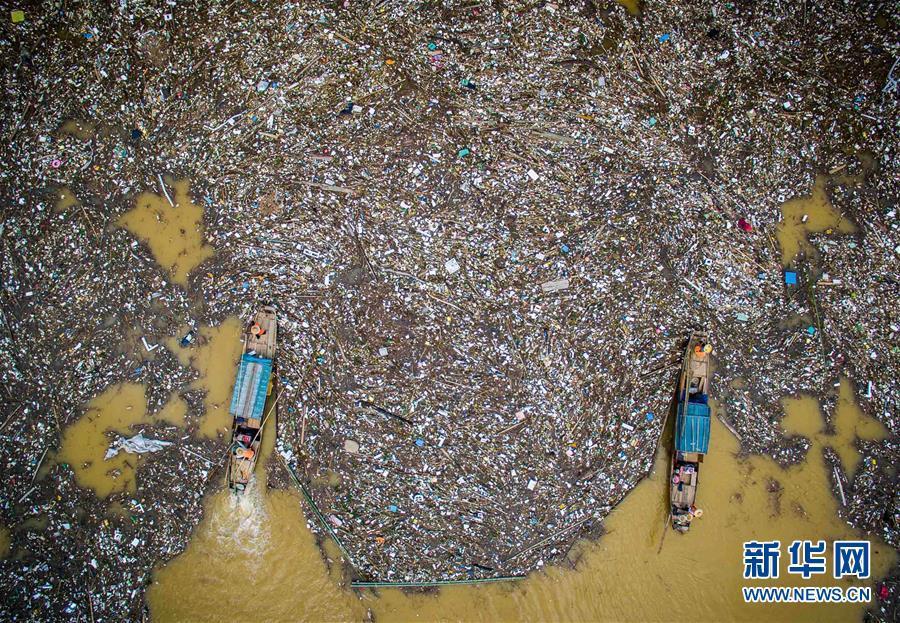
279,454 -> 355,566
351,576 -> 526,589
1,0 -> 899,619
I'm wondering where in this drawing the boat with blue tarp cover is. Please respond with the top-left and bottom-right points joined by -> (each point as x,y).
670,330 -> 712,532
226,306 -> 277,491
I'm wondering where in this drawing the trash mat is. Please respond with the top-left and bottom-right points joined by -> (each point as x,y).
0,0 -> 898,619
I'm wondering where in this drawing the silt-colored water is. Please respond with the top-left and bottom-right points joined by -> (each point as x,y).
57,119 -> 95,140
116,179 -> 214,286
616,0 -> 641,15
776,175 -> 858,265
781,378 -> 888,479
58,382 -> 149,497
57,383 -> 189,497
53,188 -> 80,212
0,526 -> 9,560
86,187 -> 896,620
57,315 -> 241,498
165,317 -> 244,439
149,396 -> 895,622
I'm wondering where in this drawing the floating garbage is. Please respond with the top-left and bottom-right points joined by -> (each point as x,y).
1,0 -> 898,618
104,433 -> 174,460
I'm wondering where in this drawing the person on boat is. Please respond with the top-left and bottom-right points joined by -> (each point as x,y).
233,445 -> 255,460
250,322 -> 266,338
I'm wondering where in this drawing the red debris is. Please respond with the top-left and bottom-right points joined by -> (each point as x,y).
737,218 -> 753,232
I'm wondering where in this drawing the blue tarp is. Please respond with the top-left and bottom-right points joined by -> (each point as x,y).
676,400 -> 710,454
229,354 -> 273,422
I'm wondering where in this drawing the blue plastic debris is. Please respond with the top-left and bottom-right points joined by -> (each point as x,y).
560,243 -> 570,255
646,412 -> 654,422
784,271 -> 798,285
807,326 -> 817,335
179,329 -> 196,347
658,33 -> 670,43
415,438 -> 425,447
388,504 -> 399,512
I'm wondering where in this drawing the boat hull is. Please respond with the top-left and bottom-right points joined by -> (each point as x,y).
669,330 -> 711,532
227,306 -> 277,492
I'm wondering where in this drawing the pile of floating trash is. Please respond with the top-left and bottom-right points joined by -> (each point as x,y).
0,0 -> 898,617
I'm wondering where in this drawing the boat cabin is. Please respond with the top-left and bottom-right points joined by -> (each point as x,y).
671,333 -> 712,531
227,307 -> 277,490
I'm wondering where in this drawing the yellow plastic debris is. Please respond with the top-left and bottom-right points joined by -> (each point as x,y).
11,10 -> 25,23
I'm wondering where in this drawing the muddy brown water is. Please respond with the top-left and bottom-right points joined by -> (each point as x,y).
615,0 -> 641,16
116,179 -> 214,286
776,175 -> 858,265
165,317 -> 244,439
148,397 -> 895,622
57,120 -> 95,141
0,526 -> 9,560
56,316 -> 243,497
68,179 -> 893,619
57,383 -> 190,497
781,379 -> 888,480
775,155 -> 873,266
53,187 -> 80,213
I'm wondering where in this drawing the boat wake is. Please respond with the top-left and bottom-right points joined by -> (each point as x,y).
209,476 -> 270,556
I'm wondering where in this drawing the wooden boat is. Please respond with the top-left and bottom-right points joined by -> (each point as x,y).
670,330 -> 712,532
226,306 -> 277,492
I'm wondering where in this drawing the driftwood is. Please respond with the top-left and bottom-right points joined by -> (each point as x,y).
358,400 -> 415,426
157,174 -> 174,207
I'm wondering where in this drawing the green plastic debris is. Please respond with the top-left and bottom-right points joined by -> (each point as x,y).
458,148 -> 470,158
11,9 -> 25,23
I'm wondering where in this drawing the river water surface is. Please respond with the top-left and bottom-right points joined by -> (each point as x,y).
94,178 -> 895,622
148,396 -> 894,622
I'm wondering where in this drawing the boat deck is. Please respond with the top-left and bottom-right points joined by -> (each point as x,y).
233,453 -> 256,483
246,307 -> 277,359
669,330 -> 711,530
688,355 -> 709,394
228,306 -> 278,491
672,464 -> 698,507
